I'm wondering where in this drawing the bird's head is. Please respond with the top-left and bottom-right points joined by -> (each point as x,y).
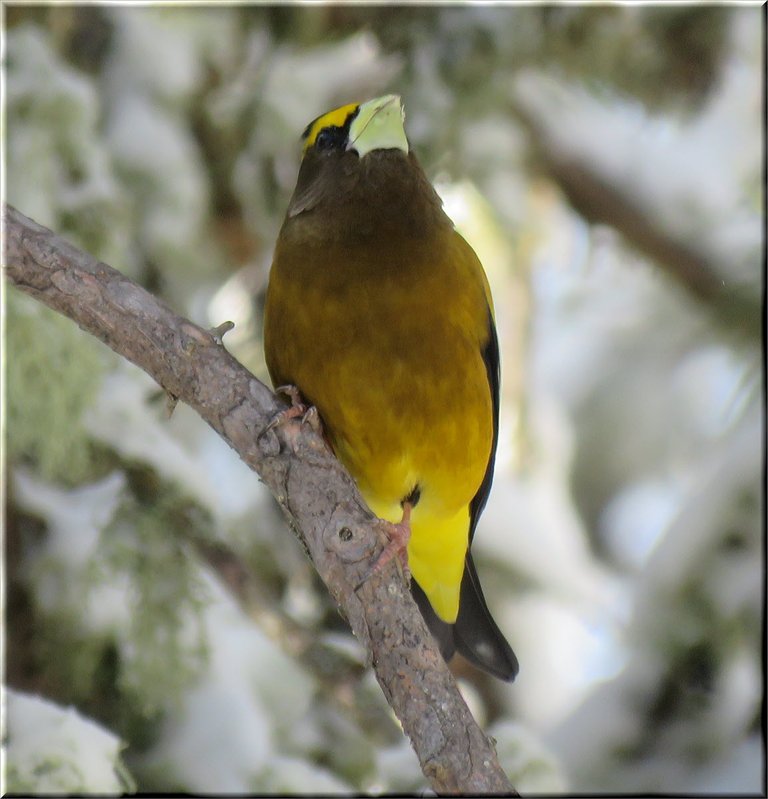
301,94 -> 409,160
285,95 -> 443,232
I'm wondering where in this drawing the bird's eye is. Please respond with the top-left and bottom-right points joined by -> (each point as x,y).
315,127 -> 345,152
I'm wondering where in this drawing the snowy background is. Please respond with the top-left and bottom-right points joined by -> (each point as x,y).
4,6 -> 763,794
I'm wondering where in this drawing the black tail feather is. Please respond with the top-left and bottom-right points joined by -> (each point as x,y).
454,554 -> 518,681
410,555 -> 518,682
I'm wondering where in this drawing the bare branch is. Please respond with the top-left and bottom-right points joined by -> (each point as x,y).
511,102 -> 760,344
3,203 -> 516,795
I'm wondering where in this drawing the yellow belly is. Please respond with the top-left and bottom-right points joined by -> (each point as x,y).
265,233 -> 494,624
314,336 -> 491,623
366,492 -> 469,621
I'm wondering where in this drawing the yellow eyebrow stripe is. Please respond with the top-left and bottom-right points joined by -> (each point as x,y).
301,102 -> 360,153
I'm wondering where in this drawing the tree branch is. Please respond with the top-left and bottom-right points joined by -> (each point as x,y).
510,101 -> 761,344
3,203 -> 515,795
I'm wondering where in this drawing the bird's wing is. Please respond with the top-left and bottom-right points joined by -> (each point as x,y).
468,308 -> 500,542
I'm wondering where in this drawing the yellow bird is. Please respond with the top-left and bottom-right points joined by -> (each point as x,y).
264,95 -> 518,681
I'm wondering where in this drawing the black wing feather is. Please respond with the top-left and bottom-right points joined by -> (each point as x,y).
412,305 -> 519,680
469,309 -> 500,541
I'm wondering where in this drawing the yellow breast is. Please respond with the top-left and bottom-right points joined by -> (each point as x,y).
265,225 -> 494,622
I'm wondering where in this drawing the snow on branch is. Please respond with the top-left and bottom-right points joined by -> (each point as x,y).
510,100 -> 760,344
2,202 -> 515,795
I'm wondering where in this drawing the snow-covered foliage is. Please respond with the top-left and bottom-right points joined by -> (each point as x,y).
3,689 -> 134,794
4,6 -> 762,794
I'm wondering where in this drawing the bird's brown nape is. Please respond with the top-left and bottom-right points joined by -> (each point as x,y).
287,149 -> 447,241
287,148 -> 359,218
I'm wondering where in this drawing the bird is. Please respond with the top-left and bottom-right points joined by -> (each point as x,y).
263,94 -> 518,681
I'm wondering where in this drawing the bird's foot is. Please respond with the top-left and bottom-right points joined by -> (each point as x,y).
357,503 -> 412,588
265,384 -> 322,435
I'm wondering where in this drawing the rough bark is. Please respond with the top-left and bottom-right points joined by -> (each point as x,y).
3,202 -> 516,795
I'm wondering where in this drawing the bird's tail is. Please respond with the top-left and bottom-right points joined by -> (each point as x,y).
411,554 -> 519,682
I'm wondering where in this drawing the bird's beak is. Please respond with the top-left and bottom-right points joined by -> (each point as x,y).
348,94 -> 409,157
